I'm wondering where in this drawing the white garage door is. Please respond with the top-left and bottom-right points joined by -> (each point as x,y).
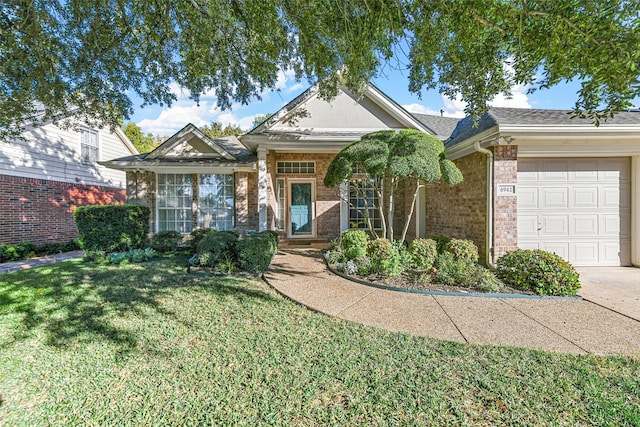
517,158 -> 631,266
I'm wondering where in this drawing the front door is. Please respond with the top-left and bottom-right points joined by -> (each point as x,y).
288,180 -> 315,237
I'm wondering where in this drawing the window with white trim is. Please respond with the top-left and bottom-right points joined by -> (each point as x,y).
80,129 -> 99,164
276,178 -> 285,230
348,176 -> 382,230
157,173 -> 193,233
197,173 -> 234,230
277,161 -> 315,174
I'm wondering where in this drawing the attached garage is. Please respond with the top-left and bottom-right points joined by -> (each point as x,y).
517,157 -> 631,266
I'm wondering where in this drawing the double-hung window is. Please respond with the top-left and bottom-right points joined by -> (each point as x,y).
157,173 -> 193,233
80,129 -> 99,164
197,174 -> 234,230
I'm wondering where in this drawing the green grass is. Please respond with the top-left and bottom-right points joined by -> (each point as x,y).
1,259 -> 639,426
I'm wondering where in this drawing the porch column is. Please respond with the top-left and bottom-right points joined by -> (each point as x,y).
258,147 -> 268,231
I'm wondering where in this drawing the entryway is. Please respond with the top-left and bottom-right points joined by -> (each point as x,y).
288,179 -> 316,238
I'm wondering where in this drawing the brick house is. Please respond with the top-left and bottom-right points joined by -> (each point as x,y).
0,118 -> 137,245
103,84 -> 640,267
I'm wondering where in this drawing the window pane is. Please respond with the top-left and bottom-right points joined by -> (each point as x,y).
157,173 -> 193,233
198,173 -> 234,230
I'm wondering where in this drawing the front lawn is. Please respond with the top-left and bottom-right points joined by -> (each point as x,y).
1,259 -> 638,425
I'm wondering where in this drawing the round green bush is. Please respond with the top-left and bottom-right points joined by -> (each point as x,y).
196,231 -> 239,267
445,238 -> 479,262
431,235 -> 451,254
408,238 -> 437,269
367,238 -> 402,277
150,230 -> 182,253
237,233 -> 278,273
497,249 -> 581,296
189,228 -> 216,252
341,229 -> 369,260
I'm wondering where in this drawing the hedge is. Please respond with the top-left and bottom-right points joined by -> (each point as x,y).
73,205 -> 150,253
236,231 -> 279,273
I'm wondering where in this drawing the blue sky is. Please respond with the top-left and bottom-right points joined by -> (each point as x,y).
129,68 -> 589,137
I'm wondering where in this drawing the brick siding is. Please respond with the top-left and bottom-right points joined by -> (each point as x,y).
425,152 -> 488,261
492,145 -> 518,260
0,174 -> 125,245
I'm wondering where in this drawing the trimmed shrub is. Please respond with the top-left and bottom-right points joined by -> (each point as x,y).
354,256 -> 373,276
431,235 -> 451,254
150,231 -> 182,254
189,228 -> 217,252
236,232 -> 278,273
497,249 -> 581,296
341,229 -> 369,260
445,238 -> 479,263
0,242 -> 37,262
434,253 -> 501,292
409,238 -> 437,269
367,238 -> 402,277
74,205 -> 150,252
196,230 -> 239,267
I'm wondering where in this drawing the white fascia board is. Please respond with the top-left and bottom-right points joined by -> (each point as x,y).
444,127 -> 500,160
114,127 -> 139,155
364,86 -> 430,131
500,125 -> 640,139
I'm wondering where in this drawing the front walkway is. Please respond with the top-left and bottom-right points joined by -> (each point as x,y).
0,251 -> 84,274
264,249 -> 640,359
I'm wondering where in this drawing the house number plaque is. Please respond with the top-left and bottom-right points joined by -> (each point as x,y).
496,183 -> 517,196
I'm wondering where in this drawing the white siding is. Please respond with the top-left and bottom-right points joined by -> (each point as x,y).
0,121 -> 133,188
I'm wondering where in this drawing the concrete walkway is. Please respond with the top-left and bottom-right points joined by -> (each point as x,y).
578,267 -> 640,322
0,251 -> 84,274
264,249 -> 640,359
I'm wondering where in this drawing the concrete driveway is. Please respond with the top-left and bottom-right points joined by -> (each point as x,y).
578,267 -> 640,322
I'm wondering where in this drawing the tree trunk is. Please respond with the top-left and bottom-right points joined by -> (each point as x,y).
400,181 -> 423,243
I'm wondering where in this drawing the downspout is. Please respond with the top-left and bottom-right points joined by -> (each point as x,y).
474,141 -> 494,267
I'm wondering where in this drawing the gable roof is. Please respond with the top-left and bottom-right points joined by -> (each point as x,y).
241,83 -> 433,151
446,107 -> 640,148
100,123 -> 256,172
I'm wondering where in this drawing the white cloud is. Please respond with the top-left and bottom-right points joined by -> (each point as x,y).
488,83 -> 531,109
403,93 -> 466,118
137,102 -> 219,136
216,112 -> 262,130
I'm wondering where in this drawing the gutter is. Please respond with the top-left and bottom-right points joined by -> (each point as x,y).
473,141 -> 495,267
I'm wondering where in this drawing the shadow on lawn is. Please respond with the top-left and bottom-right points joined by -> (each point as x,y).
0,259 -> 278,352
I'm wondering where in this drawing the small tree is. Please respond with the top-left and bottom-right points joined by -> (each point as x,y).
324,130 -> 463,242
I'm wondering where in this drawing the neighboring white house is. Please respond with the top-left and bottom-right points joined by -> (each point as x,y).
0,119 -> 137,245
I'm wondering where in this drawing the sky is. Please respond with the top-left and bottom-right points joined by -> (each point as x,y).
129,67 -> 590,138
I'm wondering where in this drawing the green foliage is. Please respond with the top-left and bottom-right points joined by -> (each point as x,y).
325,130 -> 462,241
196,231 -> 239,268
106,248 -> 157,265
215,255 -> 237,274
354,256 -> 373,276
189,228 -> 217,253
445,239 -> 479,263
0,242 -> 36,263
236,231 -> 279,273
431,235 -> 451,254
367,238 -> 402,277
73,205 -> 150,253
201,121 -> 244,138
341,229 -> 369,260
123,122 -> 158,153
2,1 -> 638,140
434,253 -> 501,292
408,238 -> 437,269
150,231 -> 182,254
497,250 -> 581,296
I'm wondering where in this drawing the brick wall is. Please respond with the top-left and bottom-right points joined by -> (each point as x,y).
0,174 -> 125,245
126,171 -> 156,233
492,145 -> 518,260
425,152 -> 488,261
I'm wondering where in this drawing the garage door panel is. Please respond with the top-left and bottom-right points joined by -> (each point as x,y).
517,157 -> 631,266
541,215 -> 569,236
541,160 -> 569,180
517,187 -> 538,209
518,215 -> 539,236
541,187 -> 568,208
541,242 -> 569,260
572,242 -> 599,265
572,214 -> 599,236
571,159 -> 599,180
571,187 -> 598,208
